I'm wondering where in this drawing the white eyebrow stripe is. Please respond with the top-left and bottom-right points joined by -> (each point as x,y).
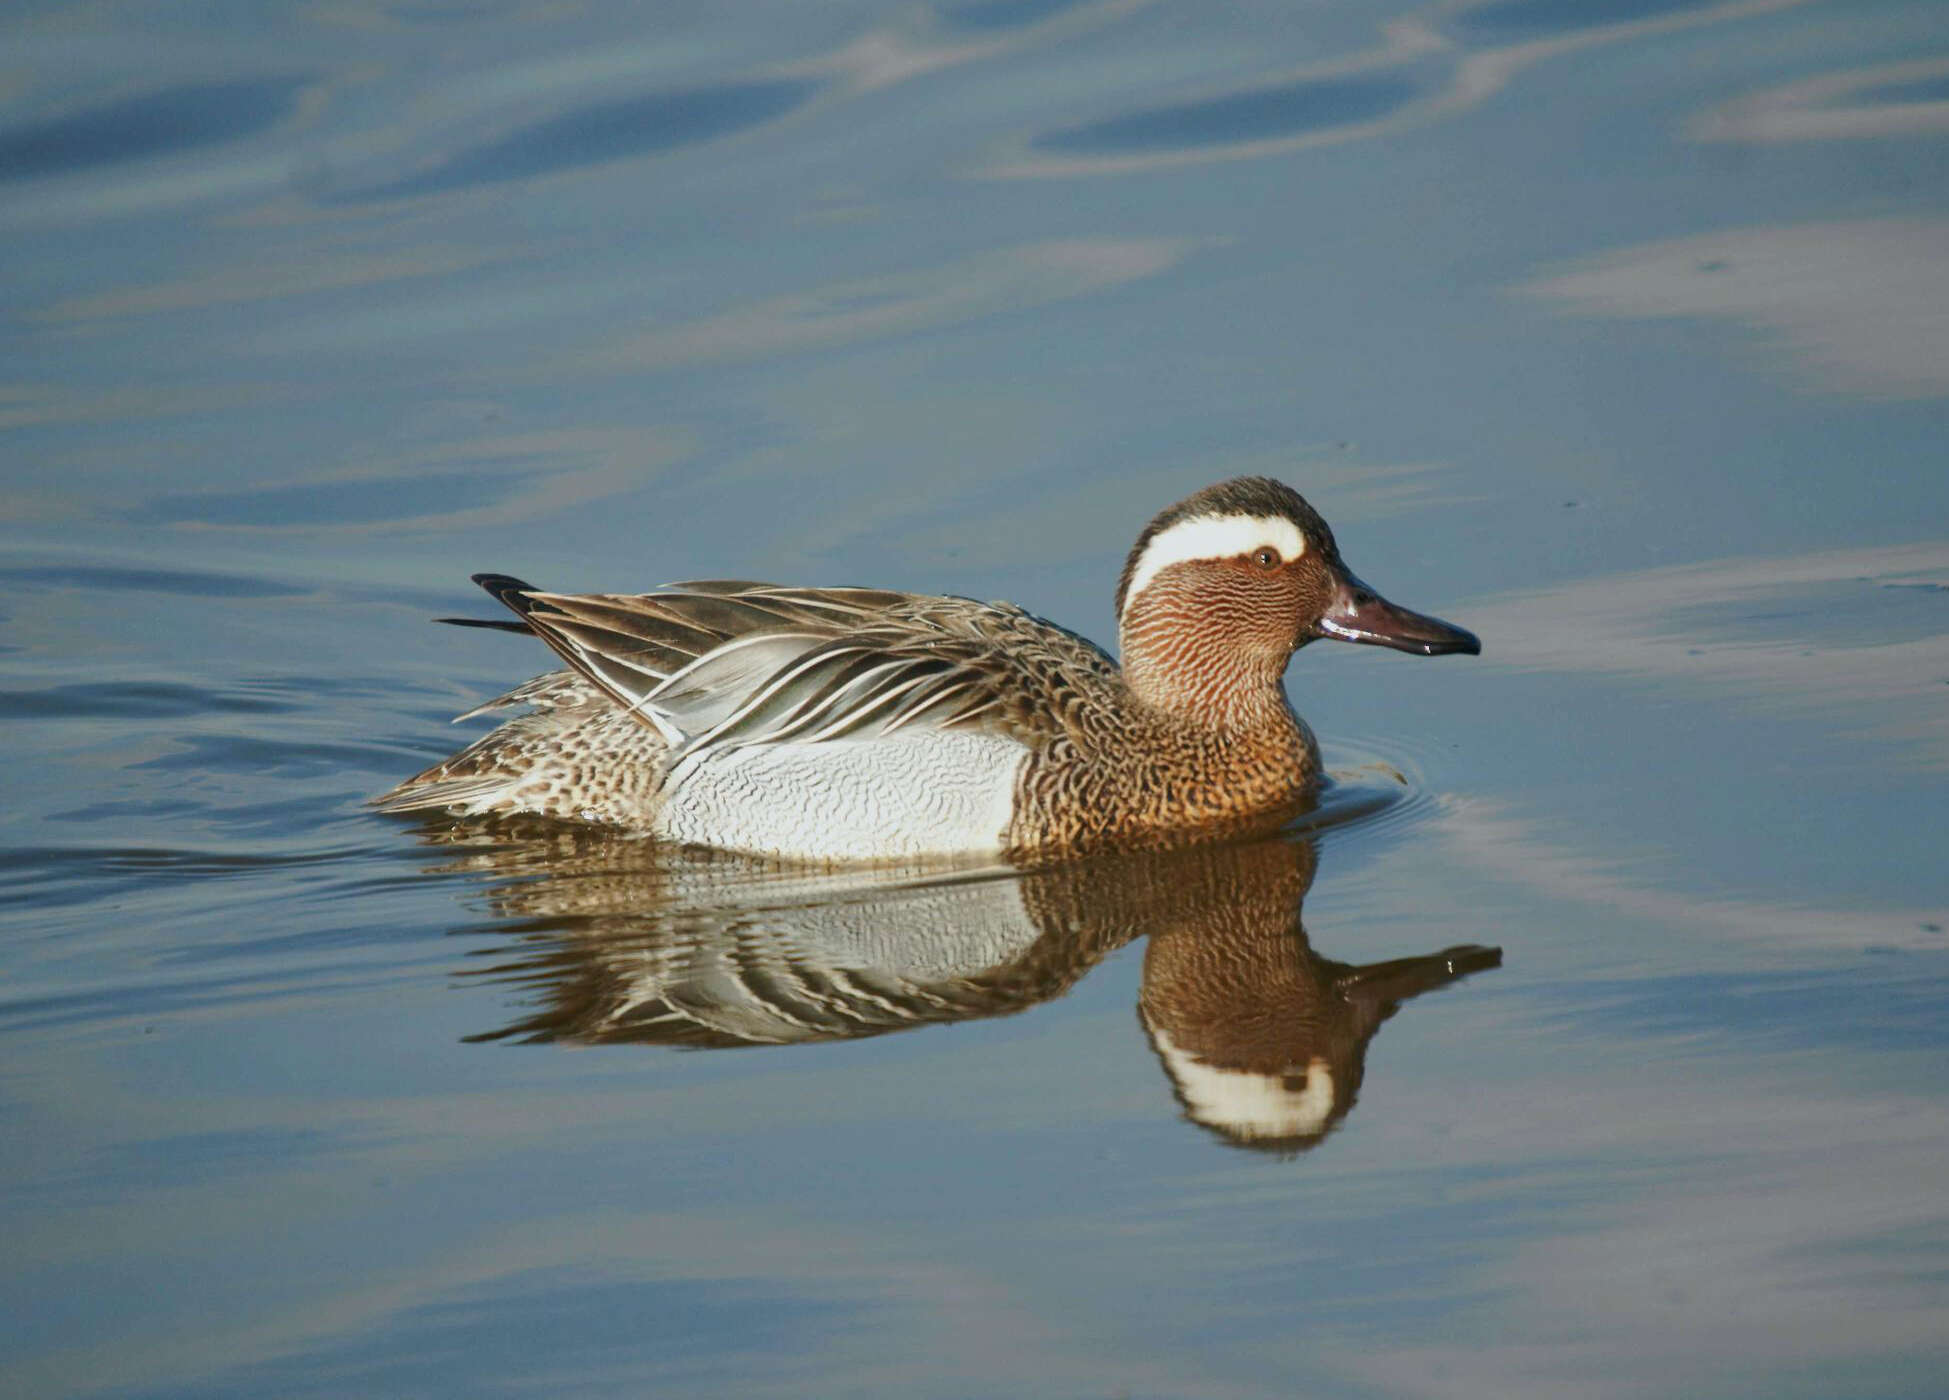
1122,513 -> 1307,612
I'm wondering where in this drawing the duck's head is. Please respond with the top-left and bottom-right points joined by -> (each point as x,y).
1116,477 -> 1479,719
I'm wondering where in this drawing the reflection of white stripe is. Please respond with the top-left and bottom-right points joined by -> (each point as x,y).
1152,1027 -> 1336,1140
1123,513 -> 1306,613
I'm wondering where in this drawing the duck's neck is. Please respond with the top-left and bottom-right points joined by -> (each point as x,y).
1118,594 -> 1296,735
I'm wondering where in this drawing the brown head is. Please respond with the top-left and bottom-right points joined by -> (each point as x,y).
1115,477 -> 1479,725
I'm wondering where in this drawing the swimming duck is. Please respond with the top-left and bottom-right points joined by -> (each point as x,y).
376,477 -> 1479,860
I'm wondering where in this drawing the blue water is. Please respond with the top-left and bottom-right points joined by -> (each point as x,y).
4,1 -> 1948,1396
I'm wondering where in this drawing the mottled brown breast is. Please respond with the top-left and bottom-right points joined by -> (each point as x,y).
998,654 -> 1321,857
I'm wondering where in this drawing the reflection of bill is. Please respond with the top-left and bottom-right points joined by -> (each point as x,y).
425,818 -> 1498,1152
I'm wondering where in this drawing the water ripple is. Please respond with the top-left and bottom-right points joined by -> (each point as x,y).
0,78 -> 306,183
345,79 -> 818,202
1449,0 -> 1717,43
0,840 -> 388,923
940,0 -> 1088,31
129,471 -> 500,529
1693,55 -> 1949,144
0,842 -> 370,884
1036,71 -> 1424,156
0,564 -> 308,599
990,0 -> 1817,177
0,681 -> 295,720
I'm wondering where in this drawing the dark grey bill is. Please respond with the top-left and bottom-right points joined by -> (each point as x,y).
1315,572 -> 1481,657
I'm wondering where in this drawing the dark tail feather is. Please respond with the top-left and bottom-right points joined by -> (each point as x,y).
437,574 -> 550,633
473,573 -> 549,613
437,617 -> 535,633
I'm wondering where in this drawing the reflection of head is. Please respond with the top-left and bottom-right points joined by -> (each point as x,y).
1150,1034 -> 1340,1148
1136,860 -> 1353,1153
1138,869 -> 1500,1154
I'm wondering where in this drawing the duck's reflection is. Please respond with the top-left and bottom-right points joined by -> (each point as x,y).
423,819 -> 1499,1151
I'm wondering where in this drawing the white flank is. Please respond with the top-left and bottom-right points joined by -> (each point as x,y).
1122,512 -> 1306,614
655,729 -> 1027,860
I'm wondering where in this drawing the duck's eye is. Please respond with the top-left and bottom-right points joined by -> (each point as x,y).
1252,547 -> 1282,570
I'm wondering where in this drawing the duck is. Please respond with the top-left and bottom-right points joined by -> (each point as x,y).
375,476 -> 1479,861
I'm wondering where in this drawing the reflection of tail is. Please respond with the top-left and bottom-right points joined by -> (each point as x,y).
1141,934 -> 1501,1155
443,826 -> 1127,1048
466,870 -> 1100,1049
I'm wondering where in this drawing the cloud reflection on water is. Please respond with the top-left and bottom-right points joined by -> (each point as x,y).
343,79 -> 820,203
1437,797 -> 1948,955
34,246 -> 512,323
0,1 -> 1152,228
1032,69 -> 1432,160
556,238 -> 1206,374
0,77 -> 307,182
1465,540 -> 1949,767
1525,218 -> 1949,399
124,426 -> 690,534
808,0 -> 1153,96
1442,541 -> 1949,954
1340,1058 -> 1949,1399
1693,55 -> 1949,144
987,0 -> 1816,177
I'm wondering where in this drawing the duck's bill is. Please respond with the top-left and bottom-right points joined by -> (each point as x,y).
1316,573 -> 1481,656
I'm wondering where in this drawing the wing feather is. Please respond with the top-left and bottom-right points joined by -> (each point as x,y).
649,631 -> 848,737
468,575 -> 1119,761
